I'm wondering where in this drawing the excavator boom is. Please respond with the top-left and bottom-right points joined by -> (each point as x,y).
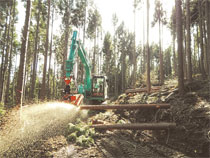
64,30 -> 107,104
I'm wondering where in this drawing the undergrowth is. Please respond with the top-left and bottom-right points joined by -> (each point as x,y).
0,103 -> 5,116
66,119 -> 96,147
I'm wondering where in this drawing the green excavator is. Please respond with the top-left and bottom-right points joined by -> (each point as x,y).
63,30 -> 108,105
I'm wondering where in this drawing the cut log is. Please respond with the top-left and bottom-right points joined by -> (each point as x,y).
91,122 -> 176,130
125,87 -> 161,93
80,104 -> 170,110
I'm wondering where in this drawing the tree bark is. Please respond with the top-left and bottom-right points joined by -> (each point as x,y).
5,0 -> 16,105
92,29 -> 96,74
176,0 -> 184,95
196,26 -> 202,73
31,0 -> 41,99
142,8 -> 146,74
62,0 -> 71,86
186,0 -> 192,82
1,6 -> 12,103
203,19 -> 208,74
193,27 -> 197,74
198,0 -> 206,78
172,19 -> 177,76
40,0 -> 50,100
16,0 -> 31,104
207,1 -> 210,76
183,16 -> 187,79
159,20 -> 164,85
113,23 -> 118,96
91,123 -> 176,130
132,4 -> 137,87
83,0 -> 87,45
47,7 -> 54,99
0,9 -> 9,102
122,49 -> 126,92
80,104 -> 170,110
53,56 -> 56,98
146,0 -> 151,93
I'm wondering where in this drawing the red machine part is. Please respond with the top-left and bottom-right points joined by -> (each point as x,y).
63,76 -> 84,106
64,76 -> 72,85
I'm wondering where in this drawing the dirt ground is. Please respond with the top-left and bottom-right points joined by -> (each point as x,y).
0,79 -> 210,157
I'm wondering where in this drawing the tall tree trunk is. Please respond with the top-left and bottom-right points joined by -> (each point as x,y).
40,0 -> 50,100
186,0 -> 192,82
198,0 -> 206,78
142,6 -> 146,74
5,0 -> 16,105
1,6 -> 12,103
83,0 -> 87,45
159,20 -> 164,85
12,53 -> 18,104
203,18 -> 208,74
16,0 -> 31,104
146,0 -> 151,93
47,7 -> 54,99
133,2 -> 137,87
193,28 -> 197,74
62,0 -> 71,86
92,29 -> 96,73
183,23 -> 187,79
0,13 -> 9,101
172,19 -> 177,76
133,43 -> 137,88
203,1 -> 209,76
176,0 -> 184,95
206,0 -> 210,76
113,24 -> 118,96
197,25 -> 202,73
53,57 -> 56,98
31,0 -> 41,99
122,51 -> 126,92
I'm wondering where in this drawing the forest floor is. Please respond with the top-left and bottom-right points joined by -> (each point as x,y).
0,78 -> 210,157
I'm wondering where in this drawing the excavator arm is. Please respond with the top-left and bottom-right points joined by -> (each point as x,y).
77,41 -> 91,94
66,31 -> 77,78
66,31 -> 91,95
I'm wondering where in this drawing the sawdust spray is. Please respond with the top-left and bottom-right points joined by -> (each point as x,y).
0,102 -> 88,156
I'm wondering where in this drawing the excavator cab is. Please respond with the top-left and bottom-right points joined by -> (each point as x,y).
90,75 -> 108,102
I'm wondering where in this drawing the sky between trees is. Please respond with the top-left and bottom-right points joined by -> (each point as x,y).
17,0 -> 174,50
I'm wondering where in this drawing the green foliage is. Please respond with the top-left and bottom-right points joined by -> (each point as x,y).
152,0 -> 167,27
102,32 -> 113,73
87,8 -> 102,39
71,0 -> 87,27
117,119 -> 126,124
168,7 -> 176,34
112,13 -> 118,29
66,120 -> 96,147
133,0 -> 141,10
0,103 -> 5,116
164,46 -> 172,77
142,70 -> 159,85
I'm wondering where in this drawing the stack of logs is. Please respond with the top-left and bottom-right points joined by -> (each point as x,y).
80,86 -> 176,130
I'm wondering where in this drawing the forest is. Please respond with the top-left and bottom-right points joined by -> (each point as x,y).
0,0 -> 210,157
